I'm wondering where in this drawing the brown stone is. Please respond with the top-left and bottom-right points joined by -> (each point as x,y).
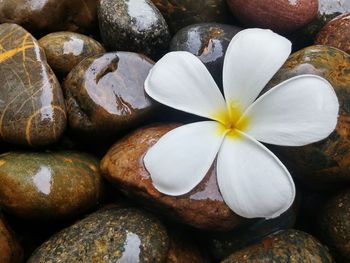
0,151 -> 104,220
315,13 -> 350,55
0,214 -> 23,263
222,230 -> 334,263
227,0 -> 318,33
0,0 -> 98,35
100,124 -> 245,231
39,32 -> 105,76
63,52 -> 157,139
318,189 -> 350,262
0,23 -> 66,147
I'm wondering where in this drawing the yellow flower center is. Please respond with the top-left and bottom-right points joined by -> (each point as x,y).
213,101 -> 250,138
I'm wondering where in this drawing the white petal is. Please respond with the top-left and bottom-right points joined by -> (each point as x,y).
144,121 -> 225,196
145,51 -> 227,123
223,28 -> 291,112
240,75 -> 339,146
217,132 -> 295,219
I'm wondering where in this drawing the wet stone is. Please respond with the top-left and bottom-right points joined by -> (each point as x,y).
151,0 -> 233,34
0,151 -> 104,220
318,189 -> 350,262
315,13 -> 350,55
63,52 -> 156,139
207,204 -> 297,260
227,0 -> 318,33
28,208 -> 169,263
100,124 -> 246,231
0,214 -> 23,263
222,229 -> 334,263
98,0 -> 170,59
0,0 -> 98,36
0,23 -> 66,147
265,45 -> 350,191
39,32 -> 105,77
170,23 -> 241,90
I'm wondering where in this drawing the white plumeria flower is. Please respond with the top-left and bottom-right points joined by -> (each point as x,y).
143,28 -> 339,219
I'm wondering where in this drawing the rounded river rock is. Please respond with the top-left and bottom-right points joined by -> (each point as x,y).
100,124 -> 245,231
28,208 -> 169,263
0,23 -> 66,147
0,151 -> 104,220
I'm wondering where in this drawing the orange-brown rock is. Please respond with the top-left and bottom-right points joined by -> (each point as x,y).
315,13 -> 350,55
101,124 -> 245,231
0,215 -> 23,263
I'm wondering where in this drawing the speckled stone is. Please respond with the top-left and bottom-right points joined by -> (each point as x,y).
227,0 -> 318,33
208,203 -> 297,260
39,32 -> 105,76
98,0 -> 170,59
170,23 -> 241,89
63,52 -> 156,139
0,23 -> 66,147
318,189 -> 350,262
265,46 -> 350,191
0,214 -> 23,263
0,151 -> 104,220
28,208 -> 169,263
100,124 -> 246,231
0,0 -> 98,35
222,230 -> 334,263
315,13 -> 350,55
151,0 -> 233,34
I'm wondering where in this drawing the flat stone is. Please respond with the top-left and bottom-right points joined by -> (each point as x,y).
39,32 -> 105,76
63,52 -> 156,139
100,124 -> 246,231
0,151 -> 104,220
28,208 -> 169,263
0,214 -> 23,263
0,23 -> 66,147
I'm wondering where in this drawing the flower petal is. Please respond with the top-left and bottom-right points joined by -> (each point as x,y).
217,132 -> 295,219
145,51 -> 227,123
223,28 -> 291,112
239,75 -> 339,146
144,121 -> 225,196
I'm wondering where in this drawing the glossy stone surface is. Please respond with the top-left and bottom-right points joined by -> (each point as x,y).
289,0 -> 350,50
63,52 -> 156,138
0,23 -> 66,147
0,0 -> 98,35
0,214 -> 23,263
227,0 -> 318,33
318,189 -> 350,262
98,0 -> 170,59
100,124 -> 245,231
170,23 -> 241,89
151,0 -> 232,33
39,32 -> 105,76
315,13 -> 350,55
28,208 -> 169,262
265,46 -> 350,191
208,204 -> 297,260
0,151 -> 103,220
222,230 -> 334,263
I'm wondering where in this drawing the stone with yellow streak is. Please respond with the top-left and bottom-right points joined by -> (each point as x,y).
0,23 -> 66,146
